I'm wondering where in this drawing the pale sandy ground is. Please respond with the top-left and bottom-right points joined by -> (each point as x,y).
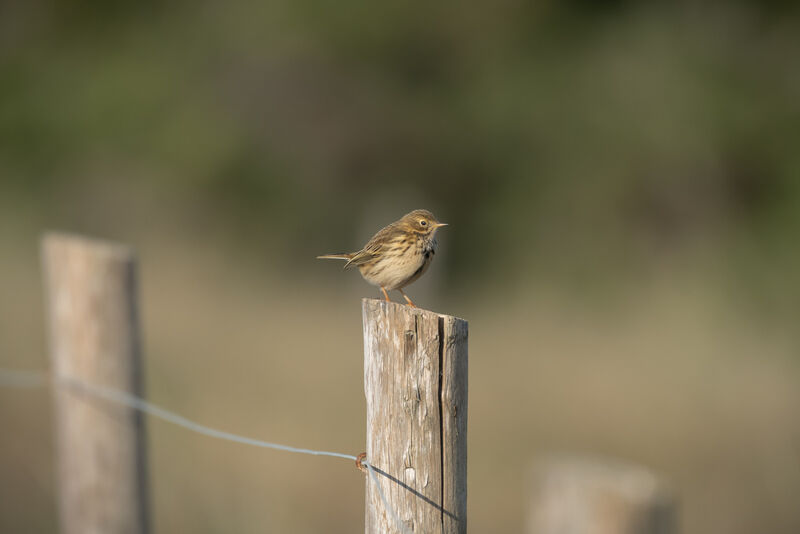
1,223 -> 799,534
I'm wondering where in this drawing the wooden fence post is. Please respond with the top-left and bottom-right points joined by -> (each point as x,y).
42,233 -> 150,534
527,455 -> 677,534
362,298 -> 468,534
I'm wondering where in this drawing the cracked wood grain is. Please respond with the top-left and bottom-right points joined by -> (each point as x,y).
363,299 -> 468,534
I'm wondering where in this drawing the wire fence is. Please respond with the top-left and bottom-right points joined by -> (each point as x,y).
0,366 -> 410,534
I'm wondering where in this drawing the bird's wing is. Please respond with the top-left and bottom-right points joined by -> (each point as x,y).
344,223 -> 403,268
343,249 -> 376,268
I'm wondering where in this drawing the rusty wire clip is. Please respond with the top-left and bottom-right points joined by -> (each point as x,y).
355,452 -> 367,473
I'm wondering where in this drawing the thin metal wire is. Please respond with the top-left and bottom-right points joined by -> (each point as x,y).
0,367 -> 412,533
58,374 -> 358,461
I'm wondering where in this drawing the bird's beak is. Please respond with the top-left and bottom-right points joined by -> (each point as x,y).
435,222 -> 448,228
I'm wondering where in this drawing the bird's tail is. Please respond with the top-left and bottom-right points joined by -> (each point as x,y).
317,253 -> 356,270
316,253 -> 354,260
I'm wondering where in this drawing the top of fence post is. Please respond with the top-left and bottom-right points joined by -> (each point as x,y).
362,298 -> 468,534
42,232 -> 151,534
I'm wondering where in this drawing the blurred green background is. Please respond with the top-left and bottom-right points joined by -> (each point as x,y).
1,1 -> 799,532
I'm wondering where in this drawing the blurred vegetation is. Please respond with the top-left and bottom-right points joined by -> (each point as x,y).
1,0 -> 799,313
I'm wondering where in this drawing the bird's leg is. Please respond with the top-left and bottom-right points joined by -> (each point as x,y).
380,286 -> 391,302
398,289 -> 416,308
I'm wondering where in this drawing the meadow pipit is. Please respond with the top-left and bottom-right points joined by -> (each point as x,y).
317,209 -> 447,307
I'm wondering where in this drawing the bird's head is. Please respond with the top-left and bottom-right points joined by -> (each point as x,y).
399,209 -> 448,237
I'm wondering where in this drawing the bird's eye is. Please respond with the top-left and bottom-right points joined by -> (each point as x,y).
420,220 -> 428,226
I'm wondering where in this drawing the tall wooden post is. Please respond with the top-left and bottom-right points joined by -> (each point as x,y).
527,455 -> 677,534
363,299 -> 468,534
42,233 -> 150,534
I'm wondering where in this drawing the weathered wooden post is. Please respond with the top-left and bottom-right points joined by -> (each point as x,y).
363,298 -> 468,534
527,455 -> 677,534
42,233 -> 150,534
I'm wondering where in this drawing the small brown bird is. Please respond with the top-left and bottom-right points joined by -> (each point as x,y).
317,209 -> 447,307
